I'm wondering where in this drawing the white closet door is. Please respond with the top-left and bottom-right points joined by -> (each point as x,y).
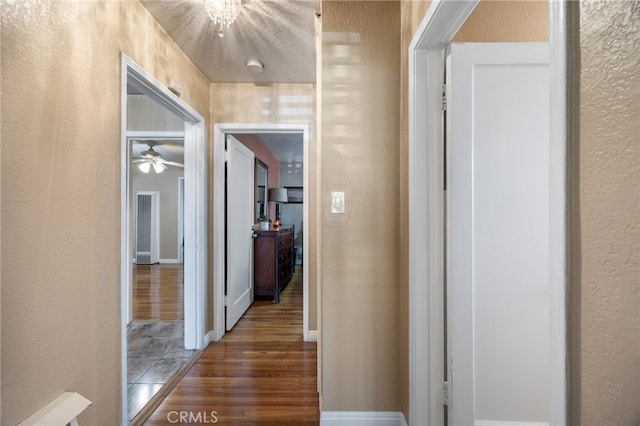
225,135 -> 255,331
447,42 -> 551,426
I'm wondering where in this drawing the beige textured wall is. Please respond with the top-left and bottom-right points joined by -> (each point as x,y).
321,1 -> 401,411
453,0 -> 548,42
399,0 -> 548,419
578,1 -> 640,424
0,1 -> 209,424
210,83 -> 318,330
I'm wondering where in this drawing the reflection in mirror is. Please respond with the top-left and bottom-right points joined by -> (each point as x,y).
256,159 -> 268,221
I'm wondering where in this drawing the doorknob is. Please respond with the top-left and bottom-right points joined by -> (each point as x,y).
252,233 -> 258,239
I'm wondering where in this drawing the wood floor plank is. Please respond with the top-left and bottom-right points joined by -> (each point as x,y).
133,264 -> 184,321
144,269 -> 319,425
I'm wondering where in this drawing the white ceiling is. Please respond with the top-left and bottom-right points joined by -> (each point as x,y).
140,0 -> 319,84
256,133 -> 303,163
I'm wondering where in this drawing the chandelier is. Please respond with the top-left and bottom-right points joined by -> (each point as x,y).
204,0 -> 242,36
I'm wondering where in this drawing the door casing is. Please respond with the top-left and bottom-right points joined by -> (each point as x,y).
120,54 -> 208,425
407,1 -> 569,424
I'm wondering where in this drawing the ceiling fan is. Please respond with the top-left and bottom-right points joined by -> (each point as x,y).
132,142 -> 184,173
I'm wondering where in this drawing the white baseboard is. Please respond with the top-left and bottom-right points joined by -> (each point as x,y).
159,259 -> 181,264
306,330 -> 318,342
204,330 -> 220,346
320,411 -> 407,426
475,422 -> 549,426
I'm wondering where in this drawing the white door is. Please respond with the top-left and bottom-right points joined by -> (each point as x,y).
447,43 -> 551,425
225,135 -> 255,331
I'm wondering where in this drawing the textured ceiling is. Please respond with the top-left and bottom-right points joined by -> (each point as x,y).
140,0 -> 319,84
257,133 -> 303,163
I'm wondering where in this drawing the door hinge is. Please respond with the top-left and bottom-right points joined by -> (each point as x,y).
224,149 -> 230,163
442,83 -> 448,112
442,381 -> 450,406
224,295 -> 229,306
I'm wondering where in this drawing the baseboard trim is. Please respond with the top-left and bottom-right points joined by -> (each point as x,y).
306,330 -> 318,342
320,411 -> 407,426
204,330 -> 220,346
159,259 -> 181,264
475,422 -> 549,426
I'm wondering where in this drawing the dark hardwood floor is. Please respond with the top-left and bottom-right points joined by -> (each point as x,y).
133,263 -> 184,321
144,269 -> 319,425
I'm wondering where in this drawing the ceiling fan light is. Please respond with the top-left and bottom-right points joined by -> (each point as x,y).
138,162 -> 151,173
153,163 -> 165,173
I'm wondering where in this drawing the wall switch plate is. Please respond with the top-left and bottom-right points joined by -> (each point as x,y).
331,191 -> 345,213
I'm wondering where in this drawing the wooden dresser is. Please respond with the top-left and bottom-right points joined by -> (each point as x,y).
254,226 -> 294,303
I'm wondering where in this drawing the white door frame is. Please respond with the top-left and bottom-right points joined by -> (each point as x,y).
178,176 -> 185,264
212,123 -> 311,342
407,1 -> 569,424
120,54 -> 208,425
135,190 -> 161,265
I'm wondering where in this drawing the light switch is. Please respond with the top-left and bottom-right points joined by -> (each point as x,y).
331,191 -> 345,213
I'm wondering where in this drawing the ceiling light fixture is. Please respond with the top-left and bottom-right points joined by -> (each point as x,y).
133,142 -> 184,174
137,159 -> 166,174
246,59 -> 264,74
153,163 -> 166,173
204,0 -> 241,37
138,162 -> 151,173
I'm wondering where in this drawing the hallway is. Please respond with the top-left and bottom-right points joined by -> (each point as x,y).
143,269 -> 319,425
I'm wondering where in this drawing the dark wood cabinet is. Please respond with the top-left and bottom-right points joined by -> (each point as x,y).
254,226 -> 294,303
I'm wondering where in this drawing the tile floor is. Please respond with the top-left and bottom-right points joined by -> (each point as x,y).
127,321 -> 195,421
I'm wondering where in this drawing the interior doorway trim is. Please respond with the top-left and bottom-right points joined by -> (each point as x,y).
178,176 -> 185,264
120,54 -> 208,425
212,123 -> 311,342
407,1 -> 568,424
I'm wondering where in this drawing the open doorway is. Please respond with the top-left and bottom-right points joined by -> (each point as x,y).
232,132 -> 304,304
254,132 -> 305,273
120,55 -> 208,424
126,136 -> 193,421
212,124 -> 311,342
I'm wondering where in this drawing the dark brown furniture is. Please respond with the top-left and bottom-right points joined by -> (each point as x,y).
254,226 -> 294,303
